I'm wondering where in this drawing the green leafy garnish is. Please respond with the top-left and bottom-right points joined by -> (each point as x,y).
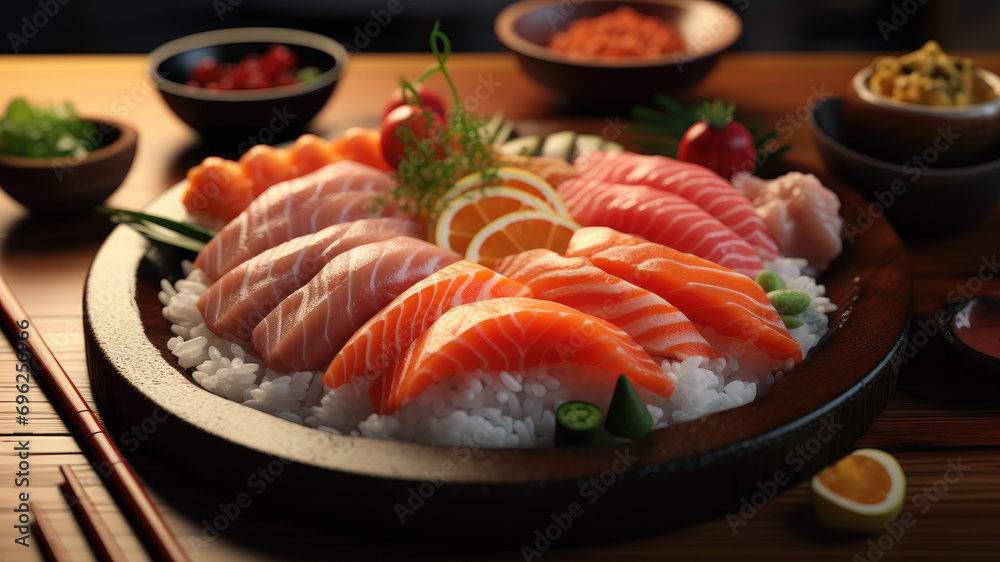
96,206 -> 215,252
387,22 -> 501,221
0,98 -> 97,158
630,93 -> 789,170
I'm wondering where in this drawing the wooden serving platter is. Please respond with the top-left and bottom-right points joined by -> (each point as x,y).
83,175 -> 910,548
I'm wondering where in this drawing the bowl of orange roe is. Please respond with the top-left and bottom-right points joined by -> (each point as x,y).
495,0 -> 741,107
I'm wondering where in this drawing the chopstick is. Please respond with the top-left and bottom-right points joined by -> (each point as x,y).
61,464 -> 130,562
0,273 -> 190,562
32,501 -> 73,562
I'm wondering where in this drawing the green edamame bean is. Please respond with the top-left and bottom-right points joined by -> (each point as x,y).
767,289 -> 811,316
780,314 -> 805,329
755,270 -> 786,293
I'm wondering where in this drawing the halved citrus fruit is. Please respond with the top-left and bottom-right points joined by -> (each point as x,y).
465,209 -> 580,267
811,448 -> 906,532
434,187 -> 555,254
443,166 -> 571,217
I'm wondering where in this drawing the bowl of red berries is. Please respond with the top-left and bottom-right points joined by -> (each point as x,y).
147,27 -> 349,138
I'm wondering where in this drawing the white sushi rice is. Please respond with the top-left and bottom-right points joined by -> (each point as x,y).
159,257 -> 833,448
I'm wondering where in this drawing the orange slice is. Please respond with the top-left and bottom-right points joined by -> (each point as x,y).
811,449 -> 906,532
443,166 -> 571,217
465,209 -> 580,267
434,187 -> 556,255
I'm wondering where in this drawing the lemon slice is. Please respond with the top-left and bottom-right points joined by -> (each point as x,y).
811,448 -> 906,532
465,209 -> 580,267
434,187 -> 556,255
443,166 -> 571,217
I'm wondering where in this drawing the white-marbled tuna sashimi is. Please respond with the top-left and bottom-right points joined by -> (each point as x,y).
252,236 -> 461,373
193,160 -> 402,280
493,249 -> 722,367
572,151 -> 781,259
197,217 -> 423,348
557,178 -> 764,276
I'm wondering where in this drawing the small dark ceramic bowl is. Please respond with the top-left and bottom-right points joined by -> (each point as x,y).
147,27 -> 348,139
494,0 -> 741,107
840,65 -> 1000,167
810,98 -> 1000,234
938,291 -> 1000,389
0,117 -> 137,218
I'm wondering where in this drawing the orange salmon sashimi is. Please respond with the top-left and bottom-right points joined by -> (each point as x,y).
194,160 -> 401,280
370,297 -> 673,415
566,227 -> 802,367
493,249 -> 722,366
323,260 -> 532,392
197,218 -> 423,347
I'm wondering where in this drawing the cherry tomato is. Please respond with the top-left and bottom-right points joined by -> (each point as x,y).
262,44 -> 297,75
242,72 -> 273,90
380,104 -> 447,170
191,56 -> 219,84
677,119 -> 757,179
383,83 -> 447,118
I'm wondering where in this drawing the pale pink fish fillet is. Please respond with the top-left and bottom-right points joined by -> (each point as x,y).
323,260 -> 532,391
493,249 -> 721,365
197,218 -> 423,348
573,151 -> 781,259
193,160 -> 402,280
557,178 -> 764,276
252,236 -> 461,373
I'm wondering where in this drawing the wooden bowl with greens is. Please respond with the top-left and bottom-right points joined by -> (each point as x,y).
0,98 -> 137,218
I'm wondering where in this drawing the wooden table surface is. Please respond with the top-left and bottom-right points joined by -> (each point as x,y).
1,52 -> 999,561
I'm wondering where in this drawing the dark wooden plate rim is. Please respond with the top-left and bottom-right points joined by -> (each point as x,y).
83,171 -> 911,543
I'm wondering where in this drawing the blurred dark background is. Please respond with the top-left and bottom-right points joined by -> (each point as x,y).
2,0 -> 999,54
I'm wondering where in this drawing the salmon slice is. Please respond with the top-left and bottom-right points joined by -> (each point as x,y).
566,227 -> 802,366
493,249 -> 721,364
371,297 -> 672,414
557,179 -> 764,276
197,218 -> 423,347
573,151 -> 781,259
323,260 -> 532,391
252,236 -> 461,373
193,160 -> 401,280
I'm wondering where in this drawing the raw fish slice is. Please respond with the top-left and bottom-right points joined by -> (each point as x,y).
252,236 -> 461,373
372,297 -> 672,414
573,151 -> 781,259
558,179 -> 764,276
493,249 -> 721,364
198,218 -> 423,346
566,227 -> 802,366
194,160 -> 400,279
324,260 -> 532,391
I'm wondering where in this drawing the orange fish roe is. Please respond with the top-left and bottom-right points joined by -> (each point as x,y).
547,6 -> 685,58
182,127 -> 392,226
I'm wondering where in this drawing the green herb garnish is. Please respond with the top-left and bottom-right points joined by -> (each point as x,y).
0,98 -> 97,158
96,206 -> 215,252
387,22 -> 501,222
630,93 -> 789,170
